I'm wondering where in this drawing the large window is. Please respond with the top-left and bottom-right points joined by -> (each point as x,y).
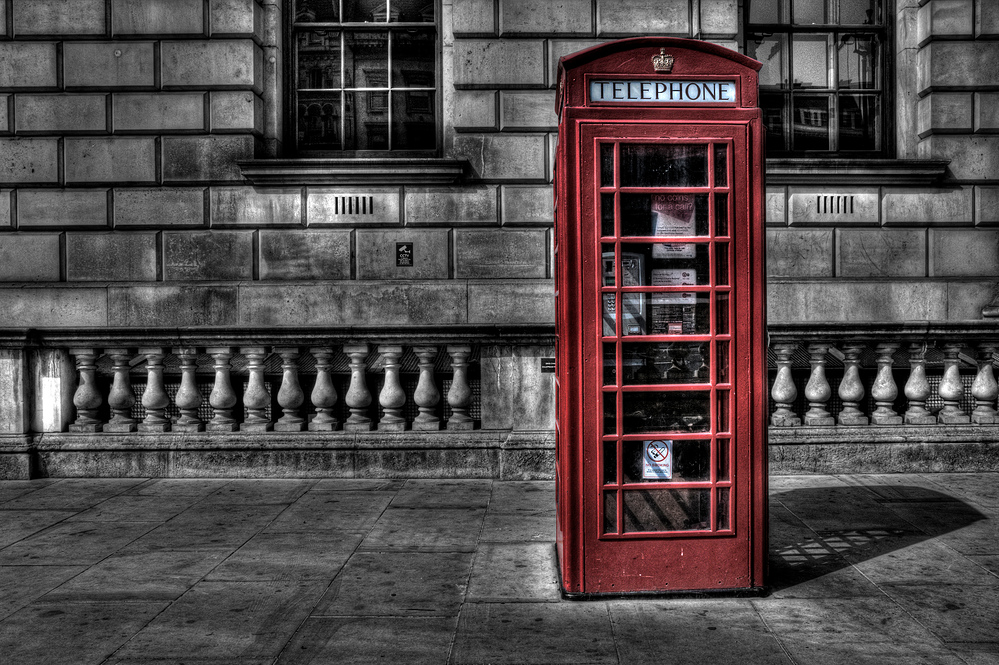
292,0 -> 438,153
746,0 -> 888,155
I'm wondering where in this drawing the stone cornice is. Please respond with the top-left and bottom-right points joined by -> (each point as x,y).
238,158 -> 469,186
765,158 -> 951,186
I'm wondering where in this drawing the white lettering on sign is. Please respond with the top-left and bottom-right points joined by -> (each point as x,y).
589,79 -> 737,104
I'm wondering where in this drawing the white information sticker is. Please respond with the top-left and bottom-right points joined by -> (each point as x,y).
652,243 -> 696,259
643,440 -> 673,480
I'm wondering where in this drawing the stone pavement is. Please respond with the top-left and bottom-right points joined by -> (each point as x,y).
0,474 -> 997,665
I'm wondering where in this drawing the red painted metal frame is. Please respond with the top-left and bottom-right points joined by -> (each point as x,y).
555,38 -> 767,595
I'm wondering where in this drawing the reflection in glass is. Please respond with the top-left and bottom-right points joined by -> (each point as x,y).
601,144 -> 615,187
792,95 -> 831,151
716,292 -> 729,335
391,91 -> 435,149
793,0 -> 828,24
841,0 -> 878,24
838,34 -> 878,88
619,342 -> 710,385
748,34 -> 786,88
619,144 -> 708,187
749,0 -> 782,24
792,35 -> 830,88
713,144 -> 728,187
601,194 -> 615,236
391,29 -> 435,84
622,391 -> 711,434
344,31 -> 388,88
621,193 -> 708,237
718,438 -> 730,481
602,294 -> 616,336
714,193 -> 729,237
603,391 -> 617,435
604,440 -> 617,484
839,95 -> 879,151
601,245 -> 616,286
344,92 -> 388,150
716,243 -> 729,286
761,92 -> 787,152
604,491 -> 617,533
716,341 -> 730,383
717,390 -> 730,434
297,31 -> 342,89
296,0 -> 339,22
623,439 -> 710,482
623,488 -> 711,532
298,92 -> 342,150
603,342 -> 616,385
717,487 -> 731,530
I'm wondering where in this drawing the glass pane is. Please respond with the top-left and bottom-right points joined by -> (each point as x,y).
391,29 -> 435,87
615,243 -> 711,285
601,245 -> 615,286
298,92 -> 342,150
601,144 -> 614,187
621,194 -> 708,237
622,391 -> 711,434
604,491 -> 617,533
716,292 -> 729,335
749,0 -> 783,23
761,92 -> 788,152
838,34 -> 878,88
650,293 -> 711,336
718,438 -> 730,481
717,488 -> 731,530
344,31 -> 388,88
793,0 -> 828,24
839,94 -> 879,151
716,243 -> 729,286
841,0 -> 879,25
603,440 -> 617,484
748,34 -> 787,88
297,31 -> 342,89
620,342 -> 710,385
716,341 -> 730,383
792,35 -> 830,88
393,0 -> 436,22
344,92 -> 388,150
713,144 -> 727,187
619,144 -> 708,188
623,439 -> 711,482
296,0 -> 339,22
603,342 -> 616,385
603,391 -> 617,435
601,194 -> 615,237
344,0 -> 389,22
717,390 -> 730,433
623,489 -> 711,532
602,294 -> 616,336
792,95 -> 831,150
391,91 -> 435,149
714,193 -> 729,237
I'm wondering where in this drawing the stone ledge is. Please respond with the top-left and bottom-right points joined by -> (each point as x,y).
766,158 -> 950,186
770,440 -> 999,474
238,158 -> 469,186
768,424 -> 999,445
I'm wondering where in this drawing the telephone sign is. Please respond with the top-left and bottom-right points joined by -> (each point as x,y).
553,38 -> 768,595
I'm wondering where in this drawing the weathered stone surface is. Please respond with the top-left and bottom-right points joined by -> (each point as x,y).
211,186 -> 302,226
453,91 -> 498,130
946,280 -> 994,318
108,285 -> 239,326
917,0 -> 974,44
837,229 -> 926,277
112,0 -> 204,34
452,0 -> 496,35
0,287 -> 108,326
929,228 -> 999,276
548,40 -> 606,85
0,234 -> 60,281
259,230 -> 351,280
0,139 -> 59,184
917,92 -> 973,137
981,0 -> 999,36
308,187 -> 401,226
0,95 -> 8,132
500,185 -> 552,225
12,0 -> 106,35
467,280 -> 554,324
0,43 -> 58,88
454,40 -> 546,88
210,91 -> 262,133
356,229 -> 449,279
0,191 -> 9,228
499,91 -> 557,130
919,135 -> 999,181
163,135 -> 255,182
766,186 -> 787,226
480,345 -> 555,430
65,138 -> 157,183
455,229 -> 547,278
768,281 -> 948,322
67,232 -> 158,281
499,0 -> 592,35
18,189 -> 108,227
163,231 -> 253,280
114,93 -> 205,131
976,186 -> 999,226
452,134 -> 547,180
788,187 -> 879,226
162,41 -> 263,92
15,94 -> 106,133
405,186 -> 497,226
918,42 -> 999,93
882,186 -> 973,225
597,0 -> 691,36
114,188 -> 206,227
976,92 -> 999,132
64,42 -> 155,88
700,0 -> 739,37
210,0 -> 262,37
499,447 -> 556,481
28,348 -> 74,433
766,228 -> 834,278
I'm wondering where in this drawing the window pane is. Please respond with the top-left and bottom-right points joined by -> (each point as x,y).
391,91 -> 435,149
716,340 -> 729,383
714,193 -> 729,237
344,91 -> 388,149
760,92 -> 788,151
393,0 -> 435,22
749,0 -> 784,24
748,34 -> 787,88
792,34 -> 830,88
601,194 -> 615,237
793,0 -> 829,24
717,487 -> 730,530
717,438 -> 730,481
615,242 -> 712,284
621,194 -> 709,237
603,491 -> 617,533
622,439 -> 711,482
298,93 -> 342,149
713,144 -> 727,187
792,94 -> 831,150
345,0 -> 389,22
604,391 -> 617,435
601,144 -> 615,187
838,34 -> 879,88
296,0 -> 339,22
619,144 -> 708,187
391,29 -> 435,87
297,31 -> 342,89
623,488 -> 711,532
603,342 -> 616,385
603,440 -> 617,484
345,31 -> 388,88
622,391 -> 712,434
839,94 -> 879,151
841,0 -> 879,25
619,342 -> 710,385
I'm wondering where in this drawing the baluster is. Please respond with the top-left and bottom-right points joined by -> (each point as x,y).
207,347 -> 238,431
837,343 -> 869,426
770,342 -> 801,427
240,347 -> 272,432
103,348 -> 136,432
413,346 -> 442,431
138,348 -> 171,432
273,347 -> 306,432
904,342 -> 936,425
938,343 -> 971,424
69,348 -> 103,432
172,347 -> 204,432
309,346 -> 339,431
870,342 -> 902,425
343,343 -> 373,431
377,345 -> 406,431
971,342 -> 999,424
446,345 -> 474,430
803,343 -> 834,426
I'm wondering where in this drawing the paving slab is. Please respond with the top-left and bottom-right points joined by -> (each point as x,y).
65,494 -> 205,522
968,554 -> 999,577
924,473 -> 999,508
773,485 -> 924,532
488,480 -> 555,513
277,616 -> 456,665
390,479 -> 493,509
879,583 -> 999,644
772,637 -> 969,665
479,510 -> 555,542
0,479 -> 57,505
201,479 -> 317,505
311,479 -> 407,492
206,530 -> 366,582
0,509 -> 77,548
0,565 -> 87,620
841,534 -> 998,586
263,491 -> 394,533
125,478 -> 232,497
359,507 -> 486,553
0,520 -> 158,565
880,501 -> 998,555
466,542 -> 560,602
836,473 -> 959,502
122,505 -> 285,553
313,550 -> 473,616
1,478 -> 145,510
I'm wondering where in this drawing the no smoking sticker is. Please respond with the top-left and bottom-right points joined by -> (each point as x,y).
643,440 -> 672,480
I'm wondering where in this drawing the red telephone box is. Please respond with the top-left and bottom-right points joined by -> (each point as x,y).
554,37 -> 767,595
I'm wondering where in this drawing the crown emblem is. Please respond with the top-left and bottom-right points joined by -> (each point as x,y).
652,48 -> 674,73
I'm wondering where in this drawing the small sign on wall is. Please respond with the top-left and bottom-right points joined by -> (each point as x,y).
643,440 -> 673,480
396,242 -> 413,267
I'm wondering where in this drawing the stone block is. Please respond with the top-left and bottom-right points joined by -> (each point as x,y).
499,0 -> 592,35
405,186 -> 498,226
161,41 -> 263,93
918,42 -> 999,93
0,351 -> 29,434
162,135 -> 255,182
929,228 -> 999,276
975,187 -> 999,225
765,229 -> 833,278
976,92 -> 999,132
66,232 -> 158,281
700,0 -> 738,37
237,282 -> 468,327
787,187 -> 879,226
468,280 -> 555,324
454,40 -> 545,88
0,234 -> 61,281
18,190 -> 108,227
766,186 -> 786,226
455,229 -> 547,278
453,91 -> 498,131
548,40 -> 605,86
112,0 -> 204,34
0,138 -> 59,184
981,0 -> 999,36
946,280 -> 995,318
917,92 -> 973,137
453,0 -> 496,35
259,230 -> 351,280
767,280 -> 947,323
0,96 -> 8,133
64,42 -> 156,88
837,228 -> 926,277
308,187 -> 401,226
109,285 -> 239,326
0,287 -> 108,327
356,229 -> 449,279
452,134 -> 548,180
114,93 -> 205,131
211,0 -> 263,37
500,185 -> 552,225
0,190 -> 10,227
480,345 -> 555,430
919,135 -> 999,181
211,186 -> 303,226
163,231 -> 253,280
114,188 -> 206,227
65,138 -> 158,184
210,91 -> 263,133
500,91 -> 557,130
882,186 -> 972,225
917,0 -> 973,44
597,0 -> 690,36
12,0 -> 106,35
14,94 -> 106,133
0,43 -> 58,88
